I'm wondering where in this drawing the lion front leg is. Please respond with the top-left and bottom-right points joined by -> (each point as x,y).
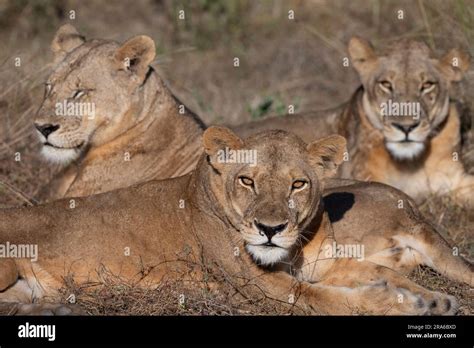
0,280 -> 84,315
317,259 -> 457,315
2,302 -> 85,315
248,266 -> 448,315
365,226 -> 473,287
0,259 -> 18,291
0,259 -> 83,316
247,269 -> 360,314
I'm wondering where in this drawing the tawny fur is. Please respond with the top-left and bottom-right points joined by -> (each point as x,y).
36,25 -> 204,202
234,38 -> 474,205
0,129 -> 470,315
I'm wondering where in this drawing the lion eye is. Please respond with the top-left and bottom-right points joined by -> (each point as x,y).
72,89 -> 86,99
44,83 -> 52,97
378,80 -> 393,93
421,81 -> 436,93
292,180 -> 307,190
239,176 -> 254,188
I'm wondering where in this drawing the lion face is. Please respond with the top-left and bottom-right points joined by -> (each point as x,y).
349,37 -> 470,160
202,127 -> 346,266
34,25 -> 156,163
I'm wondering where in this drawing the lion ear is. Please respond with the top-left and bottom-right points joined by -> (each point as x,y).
51,24 -> 85,59
114,35 -> 156,82
307,135 -> 347,179
348,36 -> 378,82
438,48 -> 470,82
203,126 -> 244,172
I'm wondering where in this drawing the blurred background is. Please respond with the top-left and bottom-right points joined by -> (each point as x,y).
0,0 -> 472,313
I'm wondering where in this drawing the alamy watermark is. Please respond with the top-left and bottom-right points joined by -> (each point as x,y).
380,100 -> 420,119
217,147 -> 258,167
18,322 -> 55,341
0,242 -> 38,262
55,100 -> 95,120
324,242 -> 365,261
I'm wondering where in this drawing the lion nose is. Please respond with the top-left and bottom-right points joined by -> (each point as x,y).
35,123 -> 60,138
254,219 -> 288,240
393,122 -> 419,135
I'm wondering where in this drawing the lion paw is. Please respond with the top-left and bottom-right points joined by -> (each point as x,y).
13,303 -> 86,316
356,281 -> 457,315
389,287 -> 457,315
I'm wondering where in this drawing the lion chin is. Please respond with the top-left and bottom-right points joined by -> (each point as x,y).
385,141 -> 425,161
41,145 -> 81,164
246,245 -> 289,266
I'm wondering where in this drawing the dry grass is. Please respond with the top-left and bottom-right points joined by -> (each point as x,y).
409,266 -> 473,315
419,195 -> 474,256
0,0 -> 472,315
415,195 -> 473,314
56,263 -> 309,316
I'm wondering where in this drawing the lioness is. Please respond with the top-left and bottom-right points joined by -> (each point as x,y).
234,37 -> 474,205
34,24 -> 204,202
0,127 -> 471,315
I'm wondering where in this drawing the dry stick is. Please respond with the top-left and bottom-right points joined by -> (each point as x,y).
0,136 -> 33,160
0,179 -> 37,206
4,116 -> 36,144
388,22 -> 437,43
417,0 -> 436,50
8,104 -> 36,136
1,129 -> 34,151
426,0 -> 474,51
387,8 -> 446,43
0,112 -> 37,159
268,76 -> 319,95
2,122 -> 35,149
151,46 -> 197,65
301,23 -> 346,56
0,63 -> 51,100
371,0 -> 380,30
